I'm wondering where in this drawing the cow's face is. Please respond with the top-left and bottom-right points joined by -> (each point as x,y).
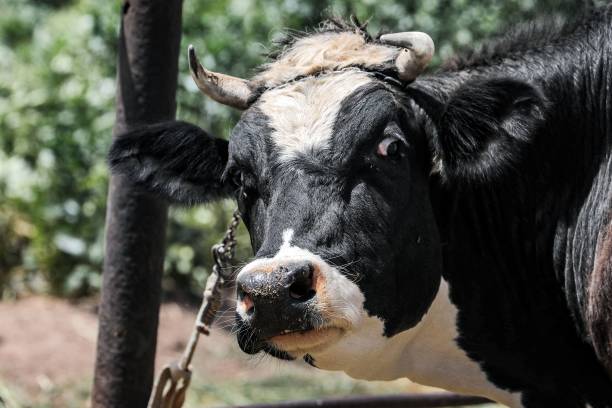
227,70 -> 442,368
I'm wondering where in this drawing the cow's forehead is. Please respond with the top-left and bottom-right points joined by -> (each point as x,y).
255,70 -> 375,160
253,31 -> 397,89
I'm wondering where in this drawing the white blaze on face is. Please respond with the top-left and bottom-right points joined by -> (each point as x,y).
236,230 -> 522,407
280,228 -> 294,250
257,70 -> 374,160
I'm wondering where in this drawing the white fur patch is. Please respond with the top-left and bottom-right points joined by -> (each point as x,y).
254,32 -> 397,89
237,241 -> 523,407
257,70 -> 373,160
280,228 -> 294,250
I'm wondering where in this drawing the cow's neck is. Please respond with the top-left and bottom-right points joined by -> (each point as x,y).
382,280 -> 524,407
311,279 -> 523,407
419,23 -> 612,404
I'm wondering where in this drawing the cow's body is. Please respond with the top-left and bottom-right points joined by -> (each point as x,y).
109,7 -> 612,407
412,10 -> 612,406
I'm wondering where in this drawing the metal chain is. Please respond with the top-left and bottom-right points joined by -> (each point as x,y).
212,209 -> 241,280
196,209 -> 241,335
148,210 -> 241,408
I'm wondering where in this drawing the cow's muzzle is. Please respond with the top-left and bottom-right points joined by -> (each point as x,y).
236,261 -> 318,340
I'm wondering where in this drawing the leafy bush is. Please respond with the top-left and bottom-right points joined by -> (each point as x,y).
0,0 -> 585,298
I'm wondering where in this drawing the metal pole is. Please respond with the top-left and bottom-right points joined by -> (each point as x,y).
92,1 -> 183,407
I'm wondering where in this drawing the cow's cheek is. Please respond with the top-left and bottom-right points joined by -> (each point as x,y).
315,265 -> 365,329
306,315 -> 404,380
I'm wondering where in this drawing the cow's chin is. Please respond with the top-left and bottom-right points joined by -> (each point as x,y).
268,326 -> 346,356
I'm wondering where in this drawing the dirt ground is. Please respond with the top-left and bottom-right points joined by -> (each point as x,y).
0,296 -> 441,406
0,296 -> 232,392
0,297 -> 298,391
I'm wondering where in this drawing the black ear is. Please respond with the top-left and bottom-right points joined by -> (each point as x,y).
428,77 -> 546,182
108,121 -> 233,205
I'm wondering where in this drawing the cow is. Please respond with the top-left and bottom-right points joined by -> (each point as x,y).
108,7 -> 612,408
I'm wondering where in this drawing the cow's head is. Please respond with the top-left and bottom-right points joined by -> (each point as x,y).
109,19 -> 546,378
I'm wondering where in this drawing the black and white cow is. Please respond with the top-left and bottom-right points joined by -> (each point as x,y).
109,8 -> 612,408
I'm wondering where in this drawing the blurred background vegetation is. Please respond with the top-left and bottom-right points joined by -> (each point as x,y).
0,0 -> 593,299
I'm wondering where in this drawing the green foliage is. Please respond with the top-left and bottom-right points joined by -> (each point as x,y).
0,0 -> 585,297
0,0 -> 117,296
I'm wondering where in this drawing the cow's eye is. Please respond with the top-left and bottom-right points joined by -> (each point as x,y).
231,170 -> 243,189
231,170 -> 254,191
231,170 -> 257,215
376,136 -> 403,159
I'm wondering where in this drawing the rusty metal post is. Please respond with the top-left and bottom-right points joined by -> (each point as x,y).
92,1 -> 183,407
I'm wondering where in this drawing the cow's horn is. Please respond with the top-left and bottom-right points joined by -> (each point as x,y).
188,45 -> 252,110
379,32 -> 434,82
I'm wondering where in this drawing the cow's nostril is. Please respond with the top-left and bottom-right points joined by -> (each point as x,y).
288,264 -> 316,302
243,293 -> 255,316
289,285 -> 316,301
237,283 -> 255,316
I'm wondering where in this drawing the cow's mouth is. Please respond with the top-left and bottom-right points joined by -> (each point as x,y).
236,316 -> 347,359
268,326 -> 345,354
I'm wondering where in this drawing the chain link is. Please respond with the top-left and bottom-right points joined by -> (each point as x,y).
212,209 -> 241,280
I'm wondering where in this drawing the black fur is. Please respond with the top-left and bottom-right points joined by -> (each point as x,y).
108,121 -> 233,205
434,77 -> 547,182
442,16 -> 579,72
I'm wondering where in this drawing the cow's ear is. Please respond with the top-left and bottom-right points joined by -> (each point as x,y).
432,77 -> 546,182
108,121 -> 234,205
